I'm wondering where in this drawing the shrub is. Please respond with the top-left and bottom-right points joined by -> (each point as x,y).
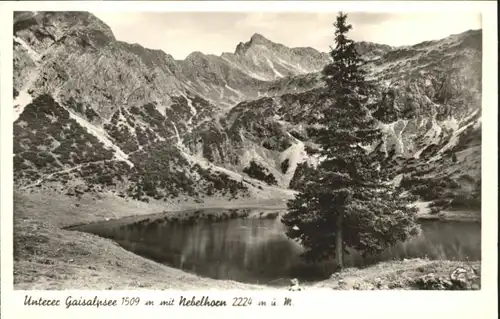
85,107 -> 99,122
412,273 -> 478,290
281,159 -> 290,174
243,161 -> 278,186
289,162 -> 314,190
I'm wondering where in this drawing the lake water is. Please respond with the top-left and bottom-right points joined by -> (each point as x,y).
74,212 -> 481,286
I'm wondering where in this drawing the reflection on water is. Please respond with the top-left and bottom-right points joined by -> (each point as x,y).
112,218 -> 304,284
83,214 -> 481,285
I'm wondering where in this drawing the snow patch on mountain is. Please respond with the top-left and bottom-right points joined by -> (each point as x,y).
183,94 -> 198,125
424,118 -> 443,145
275,57 -> 309,73
380,120 -> 407,154
280,141 -> 308,187
13,36 -> 42,62
440,116 -> 460,131
13,90 -> 33,122
413,146 -> 427,160
219,56 -> 271,81
431,116 -> 480,161
462,108 -> 481,124
413,119 -> 442,159
224,84 -> 245,99
172,122 -> 182,145
13,57 -> 41,122
266,57 -> 284,77
64,106 -> 134,167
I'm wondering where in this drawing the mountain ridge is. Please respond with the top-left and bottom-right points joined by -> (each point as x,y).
13,11 -> 482,214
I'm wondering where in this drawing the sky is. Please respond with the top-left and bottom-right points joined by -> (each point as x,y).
91,12 -> 482,60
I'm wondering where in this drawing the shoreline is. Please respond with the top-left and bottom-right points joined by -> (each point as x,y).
65,204 -> 480,232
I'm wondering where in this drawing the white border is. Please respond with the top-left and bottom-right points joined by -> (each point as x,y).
1,1 -> 498,319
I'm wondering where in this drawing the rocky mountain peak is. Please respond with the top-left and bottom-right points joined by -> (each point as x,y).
249,33 -> 271,44
234,33 -> 275,55
185,51 -> 207,61
14,11 -> 116,63
14,11 -> 115,41
226,32 -> 330,81
354,41 -> 393,60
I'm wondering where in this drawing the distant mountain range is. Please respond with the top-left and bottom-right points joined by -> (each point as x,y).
13,11 -> 482,213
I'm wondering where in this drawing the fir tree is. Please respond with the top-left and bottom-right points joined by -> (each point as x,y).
452,153 -> 458,163
281,12 -> 420,268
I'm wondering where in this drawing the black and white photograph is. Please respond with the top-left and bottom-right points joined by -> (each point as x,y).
4,1 -> 494,298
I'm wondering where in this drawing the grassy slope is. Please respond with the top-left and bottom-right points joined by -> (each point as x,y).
312,258 -> 480,290
13,190 -> 265,290
13,190 -> 480,290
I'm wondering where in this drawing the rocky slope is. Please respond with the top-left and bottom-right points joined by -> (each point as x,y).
184,29 -> 482,212
13,11 -> 482,213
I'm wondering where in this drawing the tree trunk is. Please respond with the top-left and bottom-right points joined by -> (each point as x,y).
335,211 -> 344,269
